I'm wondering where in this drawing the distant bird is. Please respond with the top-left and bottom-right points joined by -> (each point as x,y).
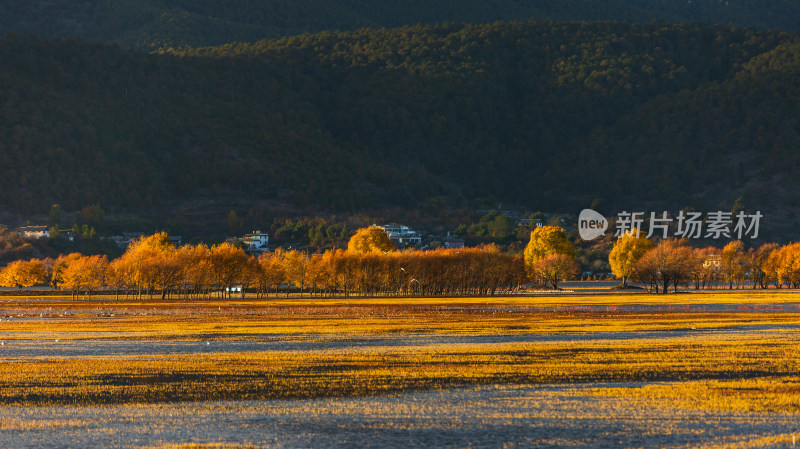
206,341 -> 210,345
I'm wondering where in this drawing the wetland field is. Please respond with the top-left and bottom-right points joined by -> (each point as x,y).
1,292 -> 799,448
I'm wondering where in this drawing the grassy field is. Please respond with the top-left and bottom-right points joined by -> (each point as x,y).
1,292 -> 799,447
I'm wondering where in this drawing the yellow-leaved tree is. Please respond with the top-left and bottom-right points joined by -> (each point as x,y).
0,259 -> 45,289
112,232 -> 175,298
633,239 -> 696,294
280,249 -> 309,295
255,249 -> 287,297
208,243 -> 251,298
347,226 -> 396,254
178,243 -> 213,298
60,255 -> 109,298
523,226 -> 575,279
720,240 -> 746,289
533,254 -> 580,290
767,242 -> 800,288
51,253 -> 83,290
608,229 -> 654,287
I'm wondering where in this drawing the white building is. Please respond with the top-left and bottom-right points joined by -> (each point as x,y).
242,230 -> 269,253
19,226 -> 50,239
380,223 -> 422,246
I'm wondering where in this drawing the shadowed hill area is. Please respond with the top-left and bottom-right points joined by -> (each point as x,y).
0,0 -> 799,49
0,21 -> 800,237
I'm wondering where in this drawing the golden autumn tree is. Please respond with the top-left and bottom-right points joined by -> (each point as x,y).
751,243 -> 779,289
328,249 -> 357,297
312,249 -> 339,296
239,256 -> 262,299
608,229 -> 653,287
634,239 -> 695,294
280,249 -> 310,295
152,247 -> 184,299
112,232 -> 175,298
347,226 -> 396,254
51,253 -> 84,290
107,255 -> 133,298
523,226 -> 575,280
208,242 -> 251,298
305,252 -> 329,296
0,259 -> 45,289
60,255 -> 109,298
177,243 -> 213,298
532,254 -> 580,290
720,240 -> 746,289
255,250 -> 287,297
768,243 -> 800,288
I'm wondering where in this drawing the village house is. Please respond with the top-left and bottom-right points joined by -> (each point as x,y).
241,230 -> 269,253
379,223 -> 422,247
19,226 -> 50,239
227,231 -> 270,253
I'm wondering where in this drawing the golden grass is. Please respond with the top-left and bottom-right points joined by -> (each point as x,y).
1,294 -> 800,415
587,377 -> 800,413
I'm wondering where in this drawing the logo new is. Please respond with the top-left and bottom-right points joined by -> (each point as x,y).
578,209 -> 608,241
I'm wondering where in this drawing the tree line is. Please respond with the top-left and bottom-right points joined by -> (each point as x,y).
608,231 -> 800,293
0,230 -> 523,298
4,226 -> 800,297
523,225 -> 800,294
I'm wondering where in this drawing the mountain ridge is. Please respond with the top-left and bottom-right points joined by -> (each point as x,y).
1,0 -> 799,50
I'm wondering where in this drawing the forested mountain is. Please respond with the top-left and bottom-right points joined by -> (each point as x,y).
0,0 -> 799,50
1,21 -> 800,237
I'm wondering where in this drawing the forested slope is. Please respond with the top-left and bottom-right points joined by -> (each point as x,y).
1,21 -> 799,235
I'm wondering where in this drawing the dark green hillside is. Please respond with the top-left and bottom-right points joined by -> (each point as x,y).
565,39 -> 800,210
0,21 -> 799,235
178,21 -> 796,215
0,0 -> 798,49
0,35 -> 384,212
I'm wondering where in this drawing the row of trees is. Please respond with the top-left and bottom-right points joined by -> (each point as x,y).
522,225 -> 800,294
7,225 -> 800,298
608,230 -> 800,293
0,230 -> 523,298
